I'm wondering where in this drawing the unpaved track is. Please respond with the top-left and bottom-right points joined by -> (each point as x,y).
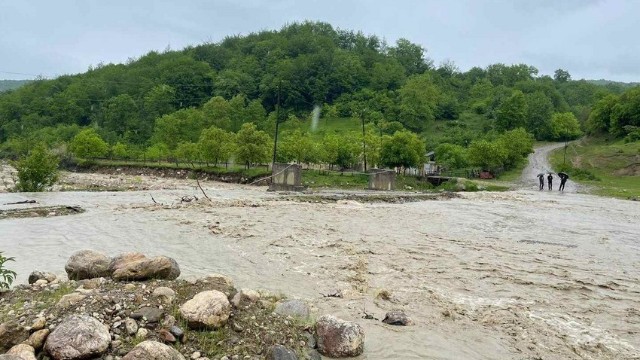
521,142 -> 581,193
1,150 -> 639,359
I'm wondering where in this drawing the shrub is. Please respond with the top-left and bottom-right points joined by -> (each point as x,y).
13,144 -> 59,192
0,252 -> 17,290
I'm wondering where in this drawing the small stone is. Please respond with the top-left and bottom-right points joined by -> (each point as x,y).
152,287 -> 176,304
158,329 -> 176,344
382,310 -> 414,326
122,340 -> 185,360
191,351 -> 201,359
125,318 -> 138,336
267,345 -> 297,360
231,289 -> 260,308
56,293 -> 86,309
34,279 -> 48,286
274,300 -> 310,319
130,307 -> 164,323
124,283 -> 136,291
28,271 -> 57,284
169,326 -> 184,342
136,328 -> 149,339
162,315 -> 176,328
31,317 -> 46,331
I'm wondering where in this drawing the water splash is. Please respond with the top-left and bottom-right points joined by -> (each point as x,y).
311,105 -> 321,132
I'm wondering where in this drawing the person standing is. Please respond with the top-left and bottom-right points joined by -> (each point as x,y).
537,173 -> 545,190
558,172 -> 569,192
547,173 -> 553,191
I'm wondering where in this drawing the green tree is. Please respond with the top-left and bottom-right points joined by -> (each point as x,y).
525,92 -> 554,140
198,126 -> 235,166
398,73 -> 439,132
435,143 -> 468,169
153,108 -> 204,149
174,142 -> 200,167
467,140 -> 507,170
102,94 -> 141,140
496,90 -> 527,131
380,130 -> 425,170
551,112 -> 582,141
554,69 -> 571,83
202,96 -> 232,130
13,144 -> 59,192
111,142 -> 129,159
320,133 -> 360,169
144,84 -> 176,121
279,130 -> 318,164
70,128 -> 109,159
145,143 -> 170,163
497,128 -> 534,169
587,94 -> 619,134
235,123 -> 271,167
610,87 -> 640,137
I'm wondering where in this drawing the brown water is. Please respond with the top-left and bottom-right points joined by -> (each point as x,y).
1,147 -> 639,359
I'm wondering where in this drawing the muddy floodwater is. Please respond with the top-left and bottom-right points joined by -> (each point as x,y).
1,146 -> 639,359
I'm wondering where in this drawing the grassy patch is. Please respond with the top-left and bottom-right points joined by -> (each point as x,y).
302,169 -> 369,189
550,137 -> 640,199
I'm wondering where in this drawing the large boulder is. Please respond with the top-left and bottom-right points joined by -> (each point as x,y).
274,299 -> 310,319
4,344 -> 36,360
122,341 -> 185,360
0,321 -> 29,352
26,329 -> 50,351
65,250 -> 111,280
44,315 -> 110,360
179,290 -> 230,329
110,253 -> 180,281
316,315 -> 365,358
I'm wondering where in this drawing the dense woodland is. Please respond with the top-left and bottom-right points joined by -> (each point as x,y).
1,22 -> 638,172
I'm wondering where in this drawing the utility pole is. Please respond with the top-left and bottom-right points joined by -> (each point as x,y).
361,110 -> 367,172
271,81 -> 281,168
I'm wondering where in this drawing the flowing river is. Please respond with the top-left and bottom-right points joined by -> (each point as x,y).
1,146 -> 639,359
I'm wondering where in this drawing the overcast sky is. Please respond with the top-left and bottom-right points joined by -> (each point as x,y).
1,0 -> 638,82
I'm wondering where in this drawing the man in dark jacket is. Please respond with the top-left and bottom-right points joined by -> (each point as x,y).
547,173 -> 553,191
558,172 -> 569,192
537,173 -> 545,190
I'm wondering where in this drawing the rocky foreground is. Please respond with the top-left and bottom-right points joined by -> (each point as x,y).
0,250 -> 394,360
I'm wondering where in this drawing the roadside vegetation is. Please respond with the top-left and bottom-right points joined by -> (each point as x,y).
550,137 -> 640,199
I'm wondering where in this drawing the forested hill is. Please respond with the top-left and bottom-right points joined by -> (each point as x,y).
0,80 -> 31,93
0,21 -> 637,161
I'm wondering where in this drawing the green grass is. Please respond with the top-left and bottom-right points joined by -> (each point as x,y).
550,137 -> 640,199
302,169 -> 369,189
279,116 -> 364,140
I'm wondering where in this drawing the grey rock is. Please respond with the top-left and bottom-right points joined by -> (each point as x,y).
125,318 -> 138,336
65,250 -> 111,280
130,307 -> 164,323
169,326 -> 184,342
274,299 -> 310,319
122,340 -> 185,360
315,315 -> 364,358
304,349 -> 322,360
382,310 -> 414,326
55,293 -> 86,310
44,315 -> 110,360
231,289 -> 260,308
267,345 -> 297,360
0,321 -> 29,352
0,355 -> 23,360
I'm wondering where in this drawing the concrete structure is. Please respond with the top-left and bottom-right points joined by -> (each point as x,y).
368,169 -> 396,191
269,163 -> 305,191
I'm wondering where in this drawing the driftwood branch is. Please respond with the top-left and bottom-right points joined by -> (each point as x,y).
196,178 -> 210,200
3,200 -> 36,205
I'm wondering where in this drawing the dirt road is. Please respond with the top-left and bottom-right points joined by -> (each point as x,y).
1,150 -> 639,359
521,142 -> 581,193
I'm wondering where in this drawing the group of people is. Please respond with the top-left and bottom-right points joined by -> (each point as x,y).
537,172 -> 569,191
